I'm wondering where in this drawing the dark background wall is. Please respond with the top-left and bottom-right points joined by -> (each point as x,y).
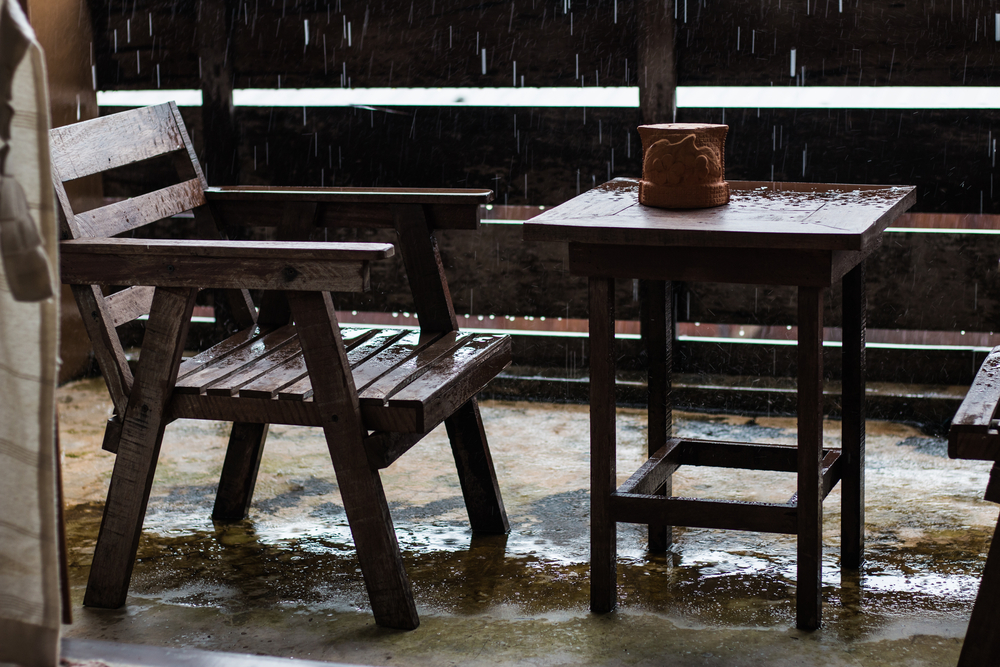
90,0 -> 1000,212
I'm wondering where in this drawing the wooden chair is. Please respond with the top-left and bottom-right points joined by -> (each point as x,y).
52,102 -> 511,630
949,346 -> 1000,665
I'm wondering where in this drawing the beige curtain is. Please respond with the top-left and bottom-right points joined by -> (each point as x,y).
0,0 -> 61,664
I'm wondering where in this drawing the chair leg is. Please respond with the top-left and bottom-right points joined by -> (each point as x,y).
330,429 -> 419,629
84,287 -> 197,608
213,423 -> 269,521
288,290 -> 419,629
444,398 -> 510,534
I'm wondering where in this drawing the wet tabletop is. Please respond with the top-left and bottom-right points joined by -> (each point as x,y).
523,178 -> 917,252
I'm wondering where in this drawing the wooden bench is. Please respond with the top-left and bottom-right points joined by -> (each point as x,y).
53,102 -> 511,630
949,345 -> 1000,664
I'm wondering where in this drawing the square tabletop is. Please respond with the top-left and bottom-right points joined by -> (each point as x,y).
523,178 -> 916,253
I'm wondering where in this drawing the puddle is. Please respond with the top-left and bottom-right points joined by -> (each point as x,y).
58,383 -> 994,665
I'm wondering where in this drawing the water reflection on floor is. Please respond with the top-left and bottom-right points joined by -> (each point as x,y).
58,377 -> 997,666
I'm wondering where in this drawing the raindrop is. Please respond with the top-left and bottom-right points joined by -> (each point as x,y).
304,19 -> 309,47
126,19 -> 130,42
790,49 -> 797,77
481,49 -> 487,75
575,54 -> 579,79
513,61 -> 517,86
113,28 -> 117,53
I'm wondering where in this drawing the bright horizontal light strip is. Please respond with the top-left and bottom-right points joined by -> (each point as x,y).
677,86 -> 1000,110
98,86 -> 1000,110
97,89 -> 204,106
235,87 -> 640,107
97,87 -> 638,108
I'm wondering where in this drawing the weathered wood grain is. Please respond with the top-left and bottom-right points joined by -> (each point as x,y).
589,276 -> 618,614
958,517 -> 1000,666
176,328 -> 297,395
841,262 -> 866,569
61,239 -> 388,292
388,335 -> 512,433
49,103 -> 185,181
70,284 -> 133,417
84,286 -> 197,609
617,438 -> 682,496
640,279 -> 672,551
105,286 -> 155,327
797,285 -> 825,631
287,289 -> 420,630
73,179 -> 206,239
392,203 -> 459,331
609,494 -> 799,534
526,179 -> 917,252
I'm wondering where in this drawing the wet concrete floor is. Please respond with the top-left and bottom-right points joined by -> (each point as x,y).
57,376 -> 997,666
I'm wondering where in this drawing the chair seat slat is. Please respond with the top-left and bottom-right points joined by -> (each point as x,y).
385,335 -> 512,432
175,326 -> 298,394
206,339 -> 304,397
276,329 -> 410,400
177,325 -> 272,380
358,331 -> 472,401
209,327 -> 376,399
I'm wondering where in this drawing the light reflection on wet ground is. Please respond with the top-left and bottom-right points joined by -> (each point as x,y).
57,377 -> 996,666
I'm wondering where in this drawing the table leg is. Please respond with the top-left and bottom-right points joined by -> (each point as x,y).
590,276 -> 618,613
841,262 -> 866,569
797,285 -> 825,630
640,279 -> 672,552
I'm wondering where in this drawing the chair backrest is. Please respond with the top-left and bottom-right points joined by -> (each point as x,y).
50,102 -> 237,420
50,102 -> 208,240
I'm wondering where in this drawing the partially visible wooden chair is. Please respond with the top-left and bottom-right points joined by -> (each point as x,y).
52,102 -> 511,630
949,346 -> 1000,665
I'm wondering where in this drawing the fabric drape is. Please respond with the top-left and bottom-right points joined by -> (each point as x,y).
0,0 -> 62,664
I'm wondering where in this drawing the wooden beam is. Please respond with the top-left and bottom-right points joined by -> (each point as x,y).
197,0 -> 237,185
637,0 -> 676,124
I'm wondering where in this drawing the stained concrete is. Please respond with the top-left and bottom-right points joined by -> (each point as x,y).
57,376 -> 997,666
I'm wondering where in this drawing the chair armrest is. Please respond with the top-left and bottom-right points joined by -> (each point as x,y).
204,186 -> 494,231
950,345 -> 1000,460
60,238 -> 394,293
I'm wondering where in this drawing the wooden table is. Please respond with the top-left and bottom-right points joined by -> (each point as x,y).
523,178 -> 916,630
